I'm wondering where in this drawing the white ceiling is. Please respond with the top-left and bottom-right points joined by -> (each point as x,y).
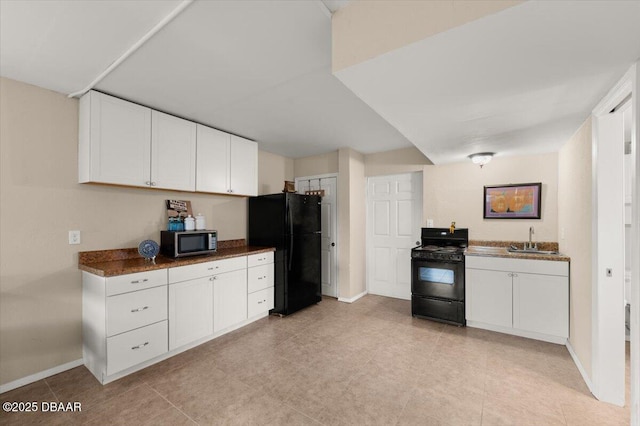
334,1 -> 640,164
1,1 -> 638,163
0,0 -> 411,159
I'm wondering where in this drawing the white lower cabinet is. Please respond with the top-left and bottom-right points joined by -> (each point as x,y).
106,321 -> 168,376
82,270 -> 169,383
465,255 -> 569,344
213,269 -> 247,332
168,277 -> 214,350
83,250 -> 274,384
466,268 -> 512,328
106,285 -> 168,337
169,256 -> 247,347
248,287 -> 274,318
247,252 -> 274,317
513,272 -> 568,337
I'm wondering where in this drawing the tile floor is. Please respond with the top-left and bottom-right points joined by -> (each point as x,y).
0,295 -> 632,425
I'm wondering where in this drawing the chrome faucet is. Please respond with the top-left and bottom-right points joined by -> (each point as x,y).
525,226 -> 537,250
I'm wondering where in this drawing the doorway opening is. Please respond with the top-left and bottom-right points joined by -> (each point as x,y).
591,64 -> 638,417
295,174 -> 338,298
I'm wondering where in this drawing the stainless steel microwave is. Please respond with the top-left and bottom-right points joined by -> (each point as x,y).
160,230 -> 217,258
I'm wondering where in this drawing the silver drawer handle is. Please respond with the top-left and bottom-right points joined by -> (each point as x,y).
131,306 -> 149,313
130,279 -> 149,284
131,342 -> 149,350
210,276 -> 217,281
257,299 -> 267,304
258,258 -> 265,261
207,266 -> 219,270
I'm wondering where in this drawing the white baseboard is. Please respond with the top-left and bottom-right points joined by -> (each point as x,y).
338,290 -> 368,304
566,340 -> 595,396
0,359 -> 83,394
466,320 -> 567,345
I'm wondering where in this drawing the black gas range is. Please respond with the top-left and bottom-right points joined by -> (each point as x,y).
411,228 -> 468,326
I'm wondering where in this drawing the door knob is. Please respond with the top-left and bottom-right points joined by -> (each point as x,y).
331,242 -> 335,247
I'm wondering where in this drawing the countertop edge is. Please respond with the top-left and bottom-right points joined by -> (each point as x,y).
465,246 -> 570,262
79,246 -> 276,277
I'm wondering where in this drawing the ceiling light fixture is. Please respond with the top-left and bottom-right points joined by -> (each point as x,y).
468,152 -> 494,168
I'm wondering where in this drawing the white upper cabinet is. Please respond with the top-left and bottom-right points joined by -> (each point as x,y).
80,91 -> 257,196
196,124 -> 230,194
151,111 -> 196,191
229,135 -> 258,197
196,125 -> 258,196
79,91 -> 151,187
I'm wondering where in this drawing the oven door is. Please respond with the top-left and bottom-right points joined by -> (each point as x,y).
411,259 -> 464,301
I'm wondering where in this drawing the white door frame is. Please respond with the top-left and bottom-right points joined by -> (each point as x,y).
591,63 -> 638,417
295,173 -> 339,298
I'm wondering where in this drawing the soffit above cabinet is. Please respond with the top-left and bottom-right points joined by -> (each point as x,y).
0,0 -> 412,159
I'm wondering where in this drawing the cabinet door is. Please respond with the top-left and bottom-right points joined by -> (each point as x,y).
151,111 -> 196,191
213,269 -> 247,332
466,268 -> 512,328
513,272 -> 568,338
229,135 -> 257,196
196,124 -> 230,193
168,277 -> 214,350
85,91 -> 151,187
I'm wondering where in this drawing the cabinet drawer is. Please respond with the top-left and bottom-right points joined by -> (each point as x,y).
248,287 -> 274,318
107,286 -> 168,337
168,256 -> 247,283
106,320 -> 167,376
247,252 -> 274,268
106,269 -> 167,296
248,263 -> 274,293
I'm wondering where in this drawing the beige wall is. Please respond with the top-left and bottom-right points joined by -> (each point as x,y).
364,146 -> 431,177
0,77 -> 291,386
558,118 -> 593,377
258,150 -> 294,195
423,152 -> 559,242
337,148 -> 366,299
293,151 -> 339,178
332,0 -> 521,72
295,147 -> 560,300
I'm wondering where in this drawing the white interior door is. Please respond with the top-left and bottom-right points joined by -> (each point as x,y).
367,172 -> 422,300
296,176 -> 338,298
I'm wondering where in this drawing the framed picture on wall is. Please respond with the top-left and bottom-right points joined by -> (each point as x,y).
483,182 -> 542,219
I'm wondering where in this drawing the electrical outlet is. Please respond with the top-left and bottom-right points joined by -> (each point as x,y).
426,219 -> 434,228
69,230 -> 81,245
560,227 -> 565,240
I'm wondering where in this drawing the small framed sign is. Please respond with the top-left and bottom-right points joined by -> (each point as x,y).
483,183 -> 541,219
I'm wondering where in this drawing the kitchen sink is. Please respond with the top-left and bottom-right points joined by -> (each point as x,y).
466,246 -> 507,254
507,246 -> 560,255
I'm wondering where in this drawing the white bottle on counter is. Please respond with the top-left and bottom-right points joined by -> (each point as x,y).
195,213 -> 206,230
184,214 -> 195,231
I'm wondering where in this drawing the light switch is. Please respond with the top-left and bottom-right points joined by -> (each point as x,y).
426,219 -> 434,228
69,230 -> 81,245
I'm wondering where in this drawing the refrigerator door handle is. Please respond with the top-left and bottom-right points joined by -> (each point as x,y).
288,203 -> 294,271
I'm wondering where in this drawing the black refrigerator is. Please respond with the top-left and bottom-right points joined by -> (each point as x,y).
248,193 -> 322,315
